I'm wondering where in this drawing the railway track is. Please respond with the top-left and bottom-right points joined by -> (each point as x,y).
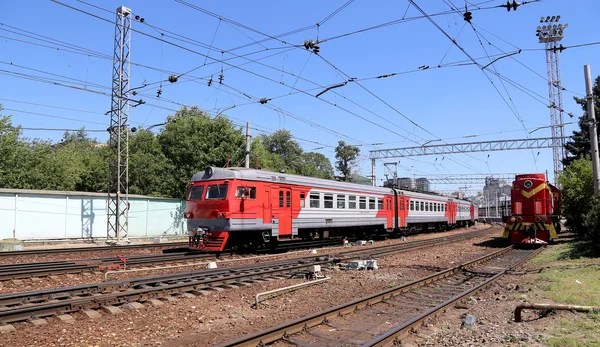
217,245 -> 542,347
0,230 -> 489,282
0,228 -> 494,326
0,241 -> 189,257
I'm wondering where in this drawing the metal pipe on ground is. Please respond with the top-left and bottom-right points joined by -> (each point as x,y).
254,277 -> 331,308
515,303 -> 599,322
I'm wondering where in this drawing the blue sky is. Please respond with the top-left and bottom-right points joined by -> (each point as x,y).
1,0 -> 599,194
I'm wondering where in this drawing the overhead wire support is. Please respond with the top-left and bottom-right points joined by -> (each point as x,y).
369,137 -> 571,160
106,5 -> 131,244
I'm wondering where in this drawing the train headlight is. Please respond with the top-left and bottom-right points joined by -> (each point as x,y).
517,216 -> 523,222
535,216 -> 541,222
510,216 -> 516,222
542,216 -> 547,222
524,180 -> 533,189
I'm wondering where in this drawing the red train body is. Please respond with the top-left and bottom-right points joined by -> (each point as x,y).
503,173 -> 561,245
185,167 -> 479,252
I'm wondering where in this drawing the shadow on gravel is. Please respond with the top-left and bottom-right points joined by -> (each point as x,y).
402,264 -> 447,272
472,237 -> 511,249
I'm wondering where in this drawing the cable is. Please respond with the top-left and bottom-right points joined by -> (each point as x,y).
318,0 -> 355,25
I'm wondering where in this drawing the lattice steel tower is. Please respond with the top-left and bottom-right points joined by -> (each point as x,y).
107,6 -> 131,243
536,15 -> 567,184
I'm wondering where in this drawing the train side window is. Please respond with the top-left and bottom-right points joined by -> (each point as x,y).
300,193 -> 305,208
369,198 -> 376,210
349,196 -> 357,209
279,191 -> 284,208
359,197 -> 367,209
420,202 -> 424,211
425,202 -> 429,211
187,186 -> 204,200
286,191 -> 291,207
415,201 -> 419,211
409,201 -> 413,211
377,198 -> 383,210
337,195 -> 346,209
310,193 -> 320,208
429,202 -> 433,211
235,186 -> 256,199
324,194 -> 333,209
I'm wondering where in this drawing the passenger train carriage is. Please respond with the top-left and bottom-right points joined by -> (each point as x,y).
185,167 -> 478,252
503,173 -> 561,245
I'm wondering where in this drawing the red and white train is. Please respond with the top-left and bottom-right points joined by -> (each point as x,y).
185,167 -> 479,252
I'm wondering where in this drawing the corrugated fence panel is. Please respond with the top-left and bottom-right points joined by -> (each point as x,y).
0,194 -> 16,239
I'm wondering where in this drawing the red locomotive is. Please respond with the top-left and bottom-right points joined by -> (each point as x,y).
503,173 -> 561,245
185,167 -> 478,252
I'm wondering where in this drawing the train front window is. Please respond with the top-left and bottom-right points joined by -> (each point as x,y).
187,186 -> 204,200
205,184 -> 228,200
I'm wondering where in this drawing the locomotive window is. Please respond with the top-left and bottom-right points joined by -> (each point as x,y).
300,193 -> 305,208
377,199 -> 383,210
234,186 -> 256,199
359,197 -> 367,209
279,191 -> 284,208
310,194 -> 320,208
349,196 -> 357,209
369,198 -> 376,210
337,195 -> 346,209
286,191 -> 291,207
324,194 -> 333,209
187,186 -> 204,200
205,185 -> 228,200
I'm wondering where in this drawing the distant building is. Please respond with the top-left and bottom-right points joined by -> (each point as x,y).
398,177 -> 416,189
416,177 -> 430,192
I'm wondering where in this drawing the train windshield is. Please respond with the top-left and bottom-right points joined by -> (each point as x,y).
187,186 -> 204,200
206,184 -> 229,200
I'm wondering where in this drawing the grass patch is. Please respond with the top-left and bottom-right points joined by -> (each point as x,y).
531,241 -> 600,346
546,312 -> 600,347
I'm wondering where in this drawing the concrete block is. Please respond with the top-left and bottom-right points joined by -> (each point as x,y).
209,286 -> 225,292
237,282 -> 252,287
180,293 -> 196,299
11,279 -> 24,285
57,314 -> 76,324
102,306 -> 122,315
153,238 -> 168,244
30,319 -> 47,326
123,302 -> 145,310
146,299 -> 164,306
49,276 -> 60,281
207,262 -> 217,269
0,324 -> 16,334
65,274 -> 76,279
83,310 -> 101,319
223,284 -> 238,289
30,277 -> 42,282
160,296 -> 177,302
0,239 -> 24,252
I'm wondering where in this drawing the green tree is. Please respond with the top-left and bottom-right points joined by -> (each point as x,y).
557,156 -> 594,237
260,129 -> 303,173
298,152 -> 334,179
563,75 -> 600,167
249,136 -> 286,172
129,128 -> 170,196
335,140 -> 360,182
158,106 -> 245,198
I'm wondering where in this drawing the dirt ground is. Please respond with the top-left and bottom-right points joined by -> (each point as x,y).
0,225 -> 502,347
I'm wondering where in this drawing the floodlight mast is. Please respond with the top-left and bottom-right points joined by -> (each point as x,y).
536,15 -> 567,185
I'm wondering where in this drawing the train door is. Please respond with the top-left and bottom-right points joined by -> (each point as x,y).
278,188 -> 292,237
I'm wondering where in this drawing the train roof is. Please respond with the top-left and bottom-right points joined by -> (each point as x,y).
192,167 -> 475,204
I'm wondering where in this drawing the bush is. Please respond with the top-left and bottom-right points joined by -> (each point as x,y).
583,194 -> 600,244
558,157 -> 594,235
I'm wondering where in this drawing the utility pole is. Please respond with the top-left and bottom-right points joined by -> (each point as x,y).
536,15 -> 568,185
107,6 -> 132,244
495,191 -> 499,217
245,122 -> 251,169
584,65 -> 600,194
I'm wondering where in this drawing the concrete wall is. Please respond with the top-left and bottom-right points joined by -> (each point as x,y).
0,189 -> 185,240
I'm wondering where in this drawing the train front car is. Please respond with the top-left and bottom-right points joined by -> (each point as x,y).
503,173 -> 559,245
185,167 -> 266,252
